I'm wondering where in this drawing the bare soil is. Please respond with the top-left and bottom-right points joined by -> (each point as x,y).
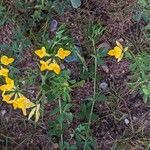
0,0 -> 150,150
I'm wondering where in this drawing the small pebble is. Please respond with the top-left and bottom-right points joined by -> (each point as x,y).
53,143 -> 59,149
133,116 -> 137,121
102,65 -> 109,73
50,19 -> 58,32
60,64 -> 65,69
98,42 -> 110,50
1,110 -> 7,116
100,82 -> 108,91
124,118 -> 130,125
118,38 -> 124,42
22,81 -> 25,84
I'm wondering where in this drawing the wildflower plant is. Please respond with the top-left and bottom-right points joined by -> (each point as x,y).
30,25 -> 75,149
128,51 -> 150,103
72,23 -> 106,150
0,55 -> 35,116
108,41 -> 128,62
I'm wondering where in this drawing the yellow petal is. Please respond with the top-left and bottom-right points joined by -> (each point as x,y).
40,60 -> 49,71
12,95 -> 35,116
2,93 -> 14,103
5,77 -> 15,91
22,107 -> 27,116
13,103 -> 18,109
5,77 -> 14,84
0,85 -> 7,92
48,63 -> 61,74
56,48 -> 71,59
48,63 -> 54,70
53,66 -> 61,74
116,41 -> 123,50
108,49 -> 115,56
35,47 -> 47,58
0,67 -> 9,77
1,56 -> 14,66
114,46 -> 122,59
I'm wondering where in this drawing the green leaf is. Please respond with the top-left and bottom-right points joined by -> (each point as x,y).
42,84 -> 50,91
64,112 -> 73,123
143,94 -> 148,104
71,80 -> 85,88
142,85 -> 149,95
133,13 -> 142,22
58,113 -> 64,124
46,92 -> 56,101
70,0 -> 81,8
95,93 -> 107,102
64,104 -> 72,112
84,143 -> 92,150
50,107 -> 59,115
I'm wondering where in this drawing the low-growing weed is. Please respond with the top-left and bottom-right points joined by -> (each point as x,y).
127,51 -> 150,103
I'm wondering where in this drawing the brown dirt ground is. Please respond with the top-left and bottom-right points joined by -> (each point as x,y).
0,0 -> 150,150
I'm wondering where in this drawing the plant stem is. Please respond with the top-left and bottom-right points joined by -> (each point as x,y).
83,39 -> 97,149
36,71 -> 49,102
41,0 -> 44,6
58,97 -> 64,148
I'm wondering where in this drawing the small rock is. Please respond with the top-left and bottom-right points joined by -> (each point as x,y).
5,116 -> 9,123
133,116 -> 137,121
1,110 -> 7,116
124,118 -> 130,125
118,38 -> 124,43
60,64 -> 65,69
100,82 -> 108,91
50,19 -> 58,32
101,65 -> 109,73
98,42 -> 110,50
22,81 -> 25,84
53,143 -> 59,149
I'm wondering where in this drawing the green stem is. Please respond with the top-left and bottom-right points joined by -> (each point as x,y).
41,0 -> 44,6
83,39 -> 97,149
58,97 -> 64,148
36,71 -> 49,102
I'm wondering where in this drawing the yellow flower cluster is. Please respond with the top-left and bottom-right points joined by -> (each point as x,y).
0,55 -> 35,116
35,47 -> 71,74
108,41 -> 128,62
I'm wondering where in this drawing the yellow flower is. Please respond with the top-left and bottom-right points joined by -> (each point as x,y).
12,95 -> 35,116
108,41 -> 123,62
0,67 -> 9,77
35,47 -> 48,58
0,77 -> 15,92
40,60 -> 49,71
48,63 -> 61,74
2,92 -> 14,103
1,55 -> 14,66
56,48 -> 71,59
